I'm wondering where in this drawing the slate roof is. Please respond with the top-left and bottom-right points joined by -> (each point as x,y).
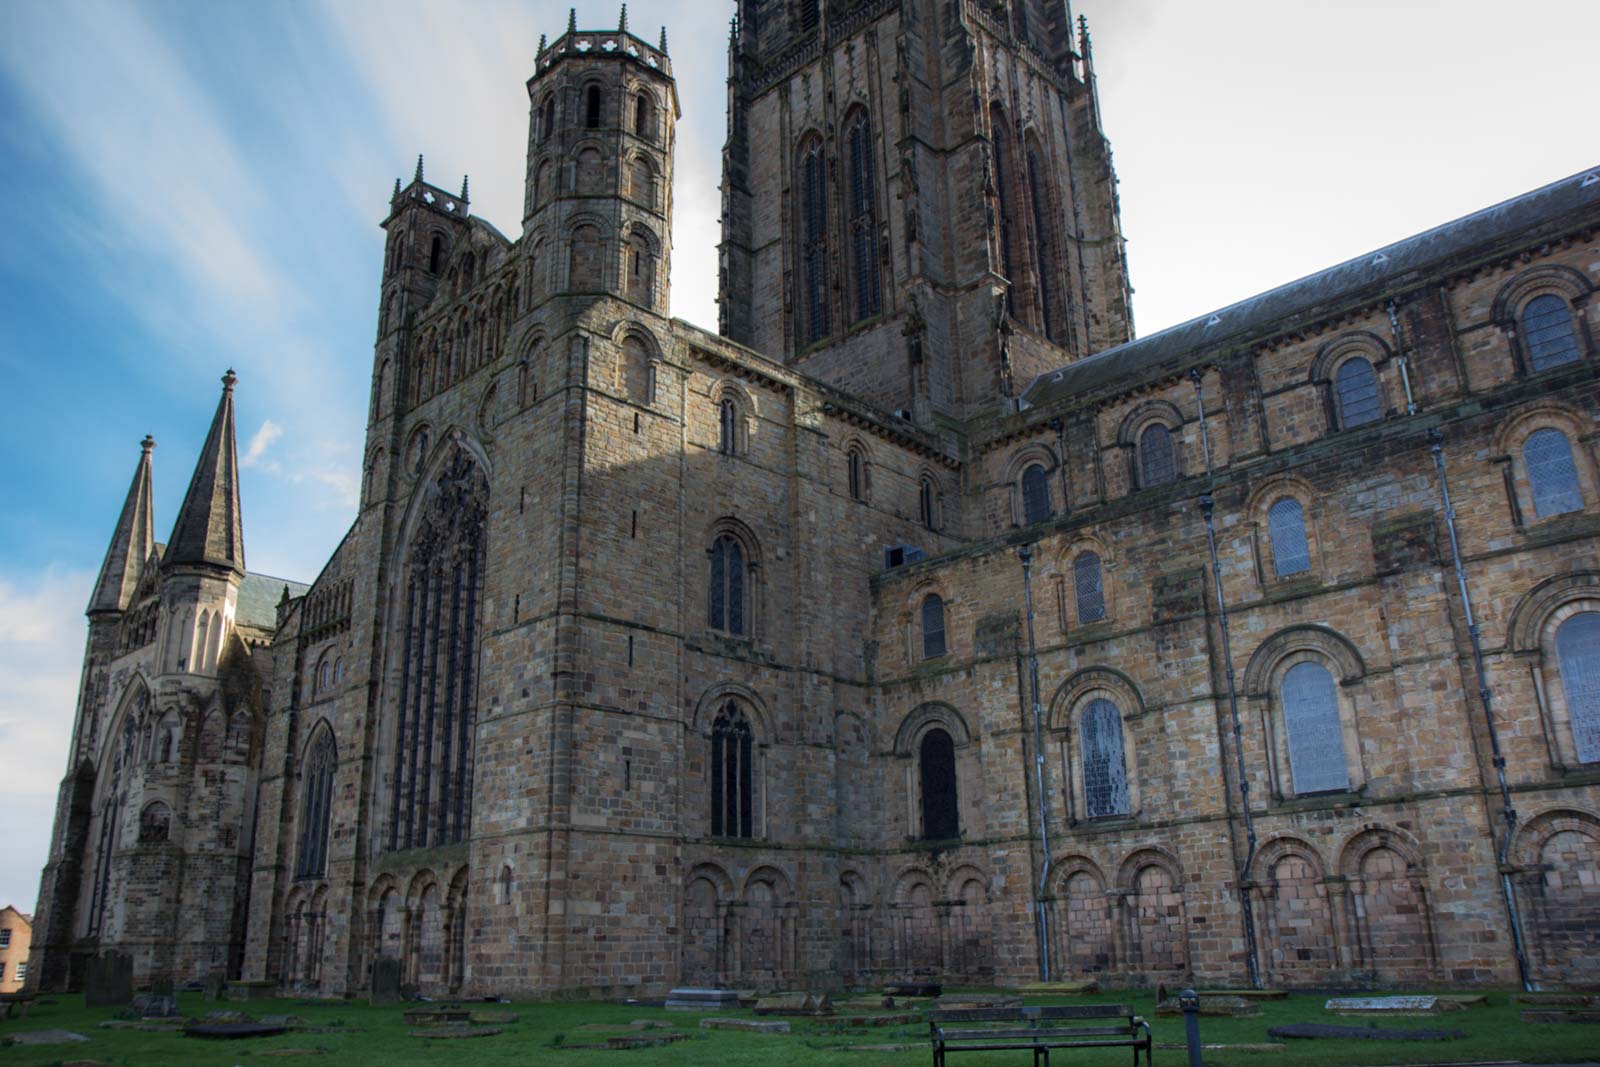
1023,166 -> 1600,410
237,572 -> 309,631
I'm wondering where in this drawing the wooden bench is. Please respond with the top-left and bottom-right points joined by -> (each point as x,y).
0,992 -> 36,1020
928,1005 -> 1152,1067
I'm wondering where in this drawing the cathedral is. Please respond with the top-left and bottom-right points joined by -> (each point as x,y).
28,0 -> 1600,997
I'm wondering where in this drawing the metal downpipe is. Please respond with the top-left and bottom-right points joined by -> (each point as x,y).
1190,369 -> 1262,990
1019,544 -> 1053,981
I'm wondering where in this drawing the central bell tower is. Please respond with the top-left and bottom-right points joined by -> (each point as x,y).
718,0 -> 1132,421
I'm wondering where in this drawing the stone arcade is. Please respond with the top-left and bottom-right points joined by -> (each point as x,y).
28,1 -> 1600,997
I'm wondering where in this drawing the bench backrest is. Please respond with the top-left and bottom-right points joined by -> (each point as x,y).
928,1005 -> 1133,1027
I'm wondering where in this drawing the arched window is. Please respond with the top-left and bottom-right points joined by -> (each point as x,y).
844,110 -> 880,322
1268,497 -> 1312,577
799,138 -> 831,344
534,161 -> 553,210
629,156 -> 654,207
1073,551 -> 1106,623
1021,463 -> 1051,525
1080,699 -> 1129,818
576,147 -> 604,195
626,229 -> 655,305
1555,612 -> 1600,763
919,477 -> 937,530
990,107 -> 1017,315
1138,424 -> 1176,487
569,224 -> 602,289
540,96 -> 556,142
318,658 -> 331,693
139,801 -> 171,843
847,447 -> 866,501
297,730 -> 336,878
1526,428 -> 1583,517
1281,662 -> 1349,794
919,728 -> 959,839
708,535 -> 746,635
634,91 -> 654,139
1026,141 -> 1058,340
388,448 -> 488,851
921,594 -> 946,659
1335,356 -> 1382,428
1523,294 -> 1581,373
710,703 -> 754,837
585,84 -> 602,128
429,235 -> 443,273
718,397 -> 738,455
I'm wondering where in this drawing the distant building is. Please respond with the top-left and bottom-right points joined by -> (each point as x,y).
26,2 -> 1600,996
0,906 -> 32,993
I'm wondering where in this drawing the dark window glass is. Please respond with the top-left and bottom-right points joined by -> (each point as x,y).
919,728 -> 959,839
1139,424 -> 1176,487
921,594 -> 946,659
1525,428 -> 1583,517
799,0 -> 819,31
847,448 -> 864,501
708,535 -> 746,635
1524,294 -> 1581,372
991,112 -> 1016,315
428,236 -> 443,273
1281,661 -> 1349,794
801,142 -> 830,344
585,85 -> 601,128
919,478 -> 936,530
1268,497 -> 1312,577
1336,357 -> 1382,428
846,113 -> 880,322
719,397 -> 737,454
541,97 -> 556,142
710,703 -> 755,837
1080,699 -> 1129,818
1021,463 -> 1051,524
1073,552 -> 1105,623
1556,612 -> 1600,763
635,92 -> 652,139
296,731 -> 336,878
1026,145 -> 1057,340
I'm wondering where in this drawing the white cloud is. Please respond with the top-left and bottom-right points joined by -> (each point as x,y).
242,419 -> 284,468
0,567 -> 93,913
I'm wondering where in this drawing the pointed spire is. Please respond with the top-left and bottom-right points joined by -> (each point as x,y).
415,154 -> 424,182
538,32 -> 547,56
1078,13 -> 1092,59
88,435 -> 157,615
618,4 -> 627,32
163,370 -> 245,576
567,7 -> 577,33
659,25 -> 668,54
392,176 -> 402,200
460,174 -> 470,201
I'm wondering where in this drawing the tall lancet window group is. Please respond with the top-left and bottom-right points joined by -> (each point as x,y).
389,447 -> 489,852
844,109 -> 880,323
89,714 -> 138,935
296,729 -> 336,879
799,137 -> 831,345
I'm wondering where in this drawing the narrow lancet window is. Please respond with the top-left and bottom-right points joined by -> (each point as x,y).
296,730 -> 336,878
1268,497 -> 1312,577
1080,699 -> 1130,818
710,702 -> 754,837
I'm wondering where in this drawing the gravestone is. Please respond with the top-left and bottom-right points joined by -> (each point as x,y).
1272,1022 -> 1465,1041
1156,994 -> 1261,1018
1325,995 -> 1451,1016
700,1017 -> 790,1033
203,971 -> 228,1001
150,976 -> 174,997
754,991 -> 830,1015
665,987 -> 740,1011
369,957 -> 403,1005
84,952 -> 133,1008
138,993 -> 179,1019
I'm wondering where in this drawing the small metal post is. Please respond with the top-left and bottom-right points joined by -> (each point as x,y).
1180,989 -> 1202,1067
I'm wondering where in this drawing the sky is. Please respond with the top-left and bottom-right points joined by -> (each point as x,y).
0,0 -> 1596,915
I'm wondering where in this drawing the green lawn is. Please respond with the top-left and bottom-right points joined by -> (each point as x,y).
1,989 -> 1596,1065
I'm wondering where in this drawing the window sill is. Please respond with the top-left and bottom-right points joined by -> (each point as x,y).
1272,788 -> 1364,813
905,835 -> 965,850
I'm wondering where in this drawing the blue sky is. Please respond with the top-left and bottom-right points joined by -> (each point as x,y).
1,0 -> 1596,914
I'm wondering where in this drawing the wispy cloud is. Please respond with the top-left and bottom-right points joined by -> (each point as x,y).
242,419 -> 284,468
0,566 -> 93,912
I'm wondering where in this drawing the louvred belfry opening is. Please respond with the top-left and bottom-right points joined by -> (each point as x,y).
389,446 -> 490,851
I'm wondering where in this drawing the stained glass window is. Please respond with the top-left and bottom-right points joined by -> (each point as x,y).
296,731 -> 336,878
1525,428 -> 1583,517
1282,661 -> 1349,793
1021,464 -> 1051,525
1269,497 -> 1312,577
922,594 -> 946,659
846,112 -> 880,322
1139,424 -> 1175,487
1074,552 -> 1106,624
1081,699 -> 1130,818
1336,357 -> 1381,428
919,728 -> 959,839
711,703 -> 754,837
709,535 -> 746,635
1523,294 -> 1581,373
801,141 -> 830,343
1556,612 -> 1600,763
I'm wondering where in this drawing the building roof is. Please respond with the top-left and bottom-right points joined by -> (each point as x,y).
237,572 -> 309,631
1023,165 -> 1600,410
164,371 -> 245,574
88,436 -> 156,615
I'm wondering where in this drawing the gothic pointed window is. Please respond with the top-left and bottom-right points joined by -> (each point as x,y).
1074,551 -> 1106,623
1335,356 -> 1381,428
1138,424 -> 1176,487
1525,428 -> 1583,518
1021,463 -> 1051,525
990,107 -> 1017,315
921,594 -> 946,659
708,534 -> 746,635
1080,699 -> 1130,818
1026,141 -> 1059,340
1268,497 -> 1312,577
540,96 -> 557,142
710,703 -> 754,837
1281,661 -> 1349,794
799,138 -> 831,344
847,446 -> 866,501
585,84 -> 602,128
718,397 -> 738,455
1523,294 -> 1581,372
844,109 -> 880,323
429,236 -> 443,273
296,729 -> 336,878
919,477 -> 938,530
1556,612 -> 1600,763
388,447 -> 489,852
918,728 -> 959,839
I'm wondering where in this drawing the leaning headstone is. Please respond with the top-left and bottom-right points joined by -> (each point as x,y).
149,976 -> 175,997
369,957 -> 403,1005
140,994 -> 180,1019
665,987 -> 741,1011
226,980 -> 276,1001
1325,995 -> 1450,1016
203,971 -> 228,1002
754,991 -> 830,1015
700,1017 -> 791,1033
1271,1022 -> 1466,1041
84,952 -> 133,1008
